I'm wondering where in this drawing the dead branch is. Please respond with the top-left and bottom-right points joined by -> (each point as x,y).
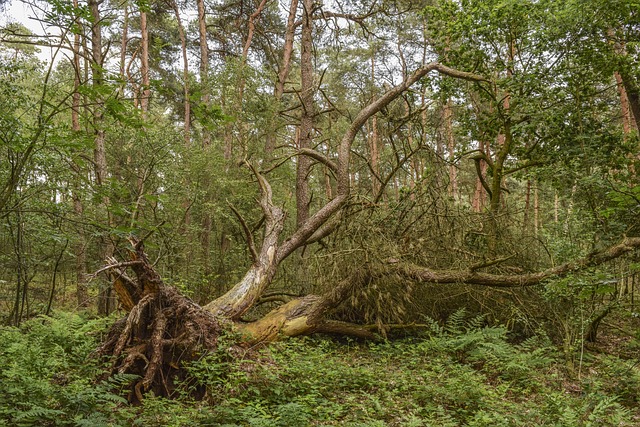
390,237 -> 640,287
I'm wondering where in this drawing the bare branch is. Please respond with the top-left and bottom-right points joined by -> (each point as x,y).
228,201 -> 259,264
298,148 -> 338,173
470,152 -> 493,199
391,237 -> 640,287
91,260 -> 143,279
469,254 -> 516,272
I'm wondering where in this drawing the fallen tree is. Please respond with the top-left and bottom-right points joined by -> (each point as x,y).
96,62 -> 640,401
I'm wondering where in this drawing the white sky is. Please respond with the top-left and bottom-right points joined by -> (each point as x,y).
2,0 -> 60,63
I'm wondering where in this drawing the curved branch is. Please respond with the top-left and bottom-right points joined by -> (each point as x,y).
204,162 -> 285,319
228,201 -> 258,263
392,237 -> 640,287
297,148 -> 338,173
277,63 -> 487,261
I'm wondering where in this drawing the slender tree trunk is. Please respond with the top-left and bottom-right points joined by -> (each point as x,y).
443,99 -> 457,198
472,140 -> 488,212
119,4 -> 129,96
523,179 -> 531,232
171,0 -> 190,145
370,54 -> 380,197
534,181 -> 539,236
196,0 -> 211,147
265,0 -> 298,155
275,0 -> 298,101
71,0 -> 88,307
140,9 -> 150,113
89,0 -> 115,315
239,0 -> 268,103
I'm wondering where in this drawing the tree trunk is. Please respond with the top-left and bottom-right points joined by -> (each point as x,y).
71,0 -> 88,307
171,0 -> 190,145
89,0 -> 115,316
275,0 -> 298,101
443,99 -> 458,198
119,4 -> 129,96
296,0 -> 315,228
140,9 -> 150,113
196,0 -> 211,147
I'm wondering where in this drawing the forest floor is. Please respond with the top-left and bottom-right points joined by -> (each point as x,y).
1,311 -> 639,426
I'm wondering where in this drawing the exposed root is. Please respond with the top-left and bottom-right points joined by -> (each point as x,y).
98,286 -> 230,402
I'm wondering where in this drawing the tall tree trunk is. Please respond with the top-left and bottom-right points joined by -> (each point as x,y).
140,9 -> 150,113
296,0 -> 315,227
443,99 -> 457,198
196,0 -> 211,147
275,0 -> 298,101
523,179 -> 531,232
89,0 -> 115,315
608,29 -> 640,134
239,0 -> 268,103
619,74 -> 640,133
119,4 -> 129,96
534,181 -> 539,236
71,0 -> 88,307
171,0 -> 190,145
370,54 -> 380,197
266,0 -> 299,155
615,72 -> 634,136
472,140 -> 488,212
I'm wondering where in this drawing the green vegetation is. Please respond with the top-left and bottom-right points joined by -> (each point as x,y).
1,311 -> 639,426
1,0 -> 640,423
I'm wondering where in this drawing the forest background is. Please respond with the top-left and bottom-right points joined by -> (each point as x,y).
1,0 -> 640,425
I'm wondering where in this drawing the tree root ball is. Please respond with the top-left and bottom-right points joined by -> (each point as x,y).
98,287 -> 240,402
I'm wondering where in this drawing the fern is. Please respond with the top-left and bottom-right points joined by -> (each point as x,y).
444,308 -> 468,335
13,406 -> 65,424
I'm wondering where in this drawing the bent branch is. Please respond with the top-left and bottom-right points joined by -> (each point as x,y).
390,237 -> 640,287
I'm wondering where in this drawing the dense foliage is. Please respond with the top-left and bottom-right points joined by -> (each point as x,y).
1,312 -> 639,426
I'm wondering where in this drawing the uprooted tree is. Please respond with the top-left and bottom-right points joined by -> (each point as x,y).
96,62 -> 640,400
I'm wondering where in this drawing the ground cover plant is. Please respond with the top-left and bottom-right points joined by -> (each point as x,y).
1,310 -> 639,426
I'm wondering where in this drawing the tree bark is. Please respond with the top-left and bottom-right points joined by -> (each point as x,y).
295,0 -> 315,228
139,9 -> 150,113
118,4 -> 129,97
71,0 -> 88,307
619,71 -> 640,133
170,0 -> 190,145
443,99 -> 458,198
275,0 -> 298,101
196,0 -> 211,147
89,0 -> 115,315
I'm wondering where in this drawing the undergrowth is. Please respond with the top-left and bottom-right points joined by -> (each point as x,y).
1,310 -> 639,426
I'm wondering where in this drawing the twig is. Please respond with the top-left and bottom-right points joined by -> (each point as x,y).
469,254 -> 516,272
